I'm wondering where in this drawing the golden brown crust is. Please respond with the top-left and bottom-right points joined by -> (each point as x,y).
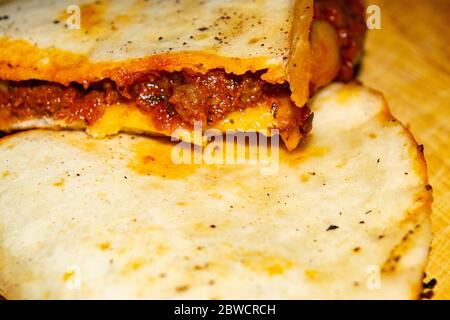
0,38 -> 286,86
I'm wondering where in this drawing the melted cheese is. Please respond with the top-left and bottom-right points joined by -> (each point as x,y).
214,104 -> 276,134
86,104 -> 156,138
86,103 -> 279,144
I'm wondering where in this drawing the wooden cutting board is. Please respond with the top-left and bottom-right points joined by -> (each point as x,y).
360,0 -> 450,299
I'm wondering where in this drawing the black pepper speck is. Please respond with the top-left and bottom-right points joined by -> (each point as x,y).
326,225 -> 339,231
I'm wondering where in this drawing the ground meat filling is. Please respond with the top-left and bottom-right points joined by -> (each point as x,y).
0,69 -> 310,134
0,80 -> 118,126
130,70 -> 301,130
315,0 -> 366,81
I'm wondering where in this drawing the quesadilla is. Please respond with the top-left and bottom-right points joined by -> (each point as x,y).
0,84 -> 432,299
0,0 -> 366,150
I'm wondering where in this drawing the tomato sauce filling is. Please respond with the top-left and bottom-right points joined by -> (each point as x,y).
314,0 -> 367,81
0,69 -> 311,134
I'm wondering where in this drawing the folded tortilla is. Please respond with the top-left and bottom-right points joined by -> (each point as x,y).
0,0 -> 365,150
0,84 -> 431,299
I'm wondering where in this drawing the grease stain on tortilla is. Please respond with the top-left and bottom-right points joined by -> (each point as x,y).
280,146 -> 329,171
304,269 -> 319,281
300,173 -> 310,182
59,1 -> 105,33
52,178 -> 65,187
98,242 -> 111,251
175,284 -> 190,293
248,37 -> 262,44
193,222 -> 221,234
80,2 -> 105,31
238,252 -> 293,276
1,171 -> 10,178
156,244 -> 168,256
96,191 -> 109,201
128,140 -> 198,179
121,258 -> 147,274
62,270 -> 75,282
113,14 -> 134,27
130,260 -> 143,270
300,171 -> 316,182
208,192 -> 223,199
335,158 -> 348,168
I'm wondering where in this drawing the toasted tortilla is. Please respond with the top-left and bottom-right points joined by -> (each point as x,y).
0,0 -> 313,103
0,84 -> 431,299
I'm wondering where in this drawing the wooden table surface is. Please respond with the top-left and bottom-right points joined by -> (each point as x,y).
360,0 -> 449,299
